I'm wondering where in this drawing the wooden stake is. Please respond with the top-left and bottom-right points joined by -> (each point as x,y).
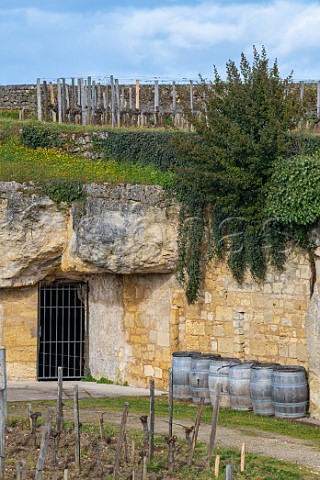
21,461 -> 26,480
16,461 -> 21,480
56,366 -> 63,434
43,81 -> 48,122
300,81 -> 305,101
154,80 -> 159,125
115,79 -> 120,127
49,82 -> 56,122
241,442 -> 246,472
110,75 -> 115,128
226,464 -> 232,480
35,408 -> 53,480
149,379 -> 155,460
131,440 -> 135,463
142,454 -> 147,480
74,385 -> 80,474
37,78 -> 42,121
187,398 -> 204,465
71,77 -> 76,113
189,80 -> 194,112
81,78 -> 87,126
135,79 -> 140,110
57,79 -> 62,123
172,82 -> 176,126
87,76 -> 92,125
168,367 -> 173,438
92,80 -> 96,123
214,455 -> 220,478
77,78 -> 81,106
317,82 -> 320,118
207,383 -> 221,468
113,402 -> 129,480
136,79 -> 140,126
61,78 -> 66,122
63,469 -> 69,480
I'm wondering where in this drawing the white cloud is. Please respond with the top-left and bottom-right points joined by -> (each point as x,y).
0,1 -> 320,83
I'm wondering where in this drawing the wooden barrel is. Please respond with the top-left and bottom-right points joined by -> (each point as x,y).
250,363 -> 279,416
229,363 -> 255,411
172,351 -> 200,400
208,357 -> 241,409
272,366 -> 308,419
190,354 -> 220,404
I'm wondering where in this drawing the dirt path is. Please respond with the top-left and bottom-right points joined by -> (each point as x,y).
84,410 -> 320,473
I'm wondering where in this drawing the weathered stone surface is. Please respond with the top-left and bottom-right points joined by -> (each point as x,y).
305,285 -> 320,418
62,184 -> 178,275
0,182 -> 178,287
0,182 -> 67,287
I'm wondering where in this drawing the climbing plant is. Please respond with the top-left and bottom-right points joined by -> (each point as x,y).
175,46 -> 304,302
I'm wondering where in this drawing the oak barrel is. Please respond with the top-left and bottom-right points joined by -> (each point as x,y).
208,357 -> 241,409
229,363 -> 255,411
190,354 -> 220,404
272,366 -> 308,418
250,363 -> 279,416
172,351 -> 200,400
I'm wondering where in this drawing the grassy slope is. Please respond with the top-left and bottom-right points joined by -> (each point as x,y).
0,117 -> 173,188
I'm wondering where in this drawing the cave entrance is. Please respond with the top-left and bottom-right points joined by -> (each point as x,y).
38,282 -> 88,380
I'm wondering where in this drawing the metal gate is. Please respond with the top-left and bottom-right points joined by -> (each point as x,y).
38,282 -> 87,380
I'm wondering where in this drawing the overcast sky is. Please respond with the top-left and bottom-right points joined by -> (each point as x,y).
1,0 -> 320,84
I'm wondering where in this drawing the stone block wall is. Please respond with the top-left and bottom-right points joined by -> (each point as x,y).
0,286 -> 38,381
122,274 -> 176,389
176,251 -> 310,368
0,251 -> 314,410
0,85 -> 37,112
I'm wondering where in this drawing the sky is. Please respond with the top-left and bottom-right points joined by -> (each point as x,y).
1,0 -> 320,84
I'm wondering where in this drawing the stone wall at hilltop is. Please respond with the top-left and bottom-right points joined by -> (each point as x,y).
0,85 -> 37,112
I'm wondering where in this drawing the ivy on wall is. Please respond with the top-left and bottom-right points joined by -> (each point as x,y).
173,47 -> 305,302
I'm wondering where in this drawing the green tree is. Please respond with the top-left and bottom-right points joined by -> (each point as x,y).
176,46 -> 303,302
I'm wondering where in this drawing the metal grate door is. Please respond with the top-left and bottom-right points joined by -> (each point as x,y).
38,282 -> 87,380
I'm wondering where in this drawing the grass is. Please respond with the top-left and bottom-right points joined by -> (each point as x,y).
9,396 -> 320,447
0,117 -> 174,189
67,396 -> 320,447
0,142 -> 173,188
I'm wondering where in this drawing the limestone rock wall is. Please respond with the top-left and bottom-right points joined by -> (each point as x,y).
0,182 -> 178,288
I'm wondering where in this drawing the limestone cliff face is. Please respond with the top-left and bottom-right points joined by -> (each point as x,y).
0,182 -> 178,287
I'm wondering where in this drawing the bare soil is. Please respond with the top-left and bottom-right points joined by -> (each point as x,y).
4,405 -> 320,479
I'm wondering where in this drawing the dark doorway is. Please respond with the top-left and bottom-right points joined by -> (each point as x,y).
38,282 -> 87,380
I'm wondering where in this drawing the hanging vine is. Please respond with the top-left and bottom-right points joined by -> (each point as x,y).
174,46 -> 306,303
